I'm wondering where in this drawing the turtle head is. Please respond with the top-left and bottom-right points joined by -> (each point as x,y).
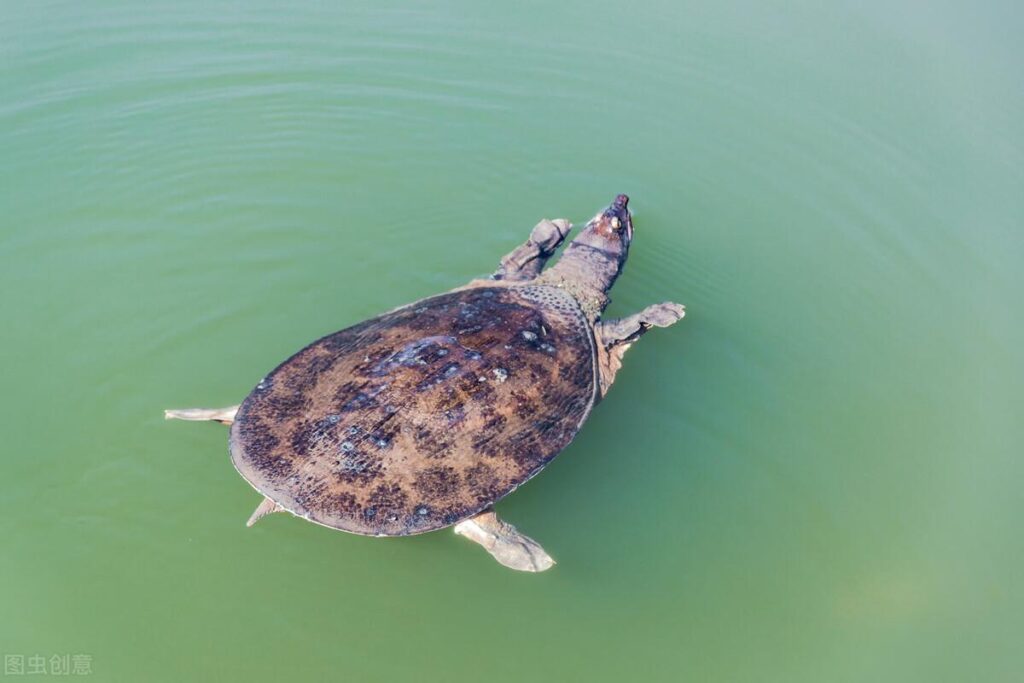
544,194 -> 633,310
575,193 -> 633,252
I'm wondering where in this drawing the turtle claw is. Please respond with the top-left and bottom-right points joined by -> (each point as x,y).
164,405 -> 239,425
454,510 -> 555,572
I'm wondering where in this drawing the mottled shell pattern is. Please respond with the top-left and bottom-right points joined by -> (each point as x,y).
229,283 -> 597,536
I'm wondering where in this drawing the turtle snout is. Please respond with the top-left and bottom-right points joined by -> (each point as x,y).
602,194 -> 632,235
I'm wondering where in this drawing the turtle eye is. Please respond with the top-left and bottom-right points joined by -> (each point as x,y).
610,216 -> 621,230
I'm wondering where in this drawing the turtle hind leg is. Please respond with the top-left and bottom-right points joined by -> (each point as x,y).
492,218 -> 572,281
454,509 -> 555,572
164,405 -> 239,425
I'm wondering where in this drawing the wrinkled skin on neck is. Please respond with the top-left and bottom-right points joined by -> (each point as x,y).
539,194 -> 633,320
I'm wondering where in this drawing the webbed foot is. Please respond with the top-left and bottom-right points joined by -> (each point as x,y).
598,302 -> 686,345
492,218 -> 572,281
454,509 -> 555,572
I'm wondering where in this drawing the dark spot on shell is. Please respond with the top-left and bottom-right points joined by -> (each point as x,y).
350,346 -> 395,376
289,417 -> 336,459
412,423 -> 453,457
335,381 -> 387,412
443,405 -> 466,426
293,478 -> 329,510
528,362 -> 550,382
333,380 -> 362,400
334,492 -> 360,515
456,373 -> 496,400
414,466 -> 460,499
235,415 -> 280,462
262,391 -> 310,418
367,483 -> 407,520
464,463 -> 502,503
285,353 -> 337,391
511,390 -> 539,419
472,409 -> 508,456
415,361 -> 463,391
368,418 -> 400,448
435,386 -> 460,407
371,336 -> 457,377
334,450 -> 383,485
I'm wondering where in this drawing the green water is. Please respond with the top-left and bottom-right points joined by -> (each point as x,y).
2,1 -> 1022,681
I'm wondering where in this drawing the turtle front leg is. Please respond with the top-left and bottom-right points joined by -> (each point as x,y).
454,509 -> 555,572
492,218 -> 572,281
596,302 -> 685,396
164,405 -> 239,425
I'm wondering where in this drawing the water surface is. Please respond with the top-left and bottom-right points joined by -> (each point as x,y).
2,1 -> 1022,681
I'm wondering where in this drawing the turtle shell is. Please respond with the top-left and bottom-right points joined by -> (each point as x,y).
229,283 -> 597,536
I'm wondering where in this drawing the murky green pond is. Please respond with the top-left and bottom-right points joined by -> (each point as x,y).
2,1 -> 1021,680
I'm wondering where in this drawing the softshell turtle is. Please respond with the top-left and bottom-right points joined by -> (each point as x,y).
167,194 -> 684,571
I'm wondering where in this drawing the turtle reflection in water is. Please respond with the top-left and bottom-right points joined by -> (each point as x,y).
167,194 -> 685,572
